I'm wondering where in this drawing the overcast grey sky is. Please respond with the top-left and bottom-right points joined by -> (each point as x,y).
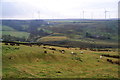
1,0 -> 119,19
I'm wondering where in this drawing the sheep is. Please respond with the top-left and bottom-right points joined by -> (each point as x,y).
100,55 -> 102,59
44,51 -> 47,53
10,43 -> 15,46
9,56 -> 14,60
107,59 -> 113,64
71,52 -> 77,55
71,51 -> 74,54
5,43 -> 8,45
16,43 -> 20,46
59,50 -> 65,54
80,51 -> 83,54
49,47 -> 56,50
48,47 -> 56,50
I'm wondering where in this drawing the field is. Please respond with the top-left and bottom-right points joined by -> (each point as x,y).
1,31 -> 30,39
2,43 -> 119,78
38,36 -> 69,42
1,19 -> 119,79
0,25 -> 30,39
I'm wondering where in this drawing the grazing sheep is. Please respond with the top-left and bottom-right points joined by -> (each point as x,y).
10,43 -> 15,46
9,56 -> 14,60
5,43 -> 8,45
107,59 -> 113,64
80,51 -> 83,54
48,47 -> 56,50
15,43 -> 20,46
100,55 -> 102,59
59,50 -> 65,54
44,51 -> 47,53
71,51 -> 74,54
61,50 -> 65,54
36,58 -> 39,62
71,52 -> 77,55
56,71 -> 61,73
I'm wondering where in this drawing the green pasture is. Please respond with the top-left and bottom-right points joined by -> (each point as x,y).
2,43 -> 119,78
1,31 -> 30,39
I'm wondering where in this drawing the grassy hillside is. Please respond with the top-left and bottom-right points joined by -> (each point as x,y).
37,20 -> 118,48
1,19 -> 118,48
46,20 -> 118,41
37,33 -> 117,48
38,35 -> 68,42
1,31 -> 30,38
2,19 -> 118,40
0,25 -> 30,39
0,25 -> 16,31
2,43 -> 119,78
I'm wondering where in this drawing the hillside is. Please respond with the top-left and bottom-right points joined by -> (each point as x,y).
1,19 -> 119,79
40,19 -> 118,48
1,19 -> 118,48
45,20 -> 118,40
0,25 -> 30,39
2,42 -> 119,78
1,25 -> 16,31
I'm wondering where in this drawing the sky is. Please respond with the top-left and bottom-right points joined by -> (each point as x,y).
0,0 -> 119,19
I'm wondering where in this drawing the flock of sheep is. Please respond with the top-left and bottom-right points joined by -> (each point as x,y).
3,41 -> 119,65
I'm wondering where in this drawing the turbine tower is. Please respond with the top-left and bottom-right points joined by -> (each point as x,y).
118,1 -> 120,19
38,11 -> 40,20
105,10 -> 109,19
91,12 -> 93,19
83,11 -> 84,19
108,11 -> 111,19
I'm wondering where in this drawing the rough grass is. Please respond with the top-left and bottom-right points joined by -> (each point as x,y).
38,36 -> 69,42
1,31 -> 30,38
70,38 -> 118,46
2,43 -> 119,78
1,25 -> 16,31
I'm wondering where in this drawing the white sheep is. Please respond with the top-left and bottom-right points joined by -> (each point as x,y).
80,51 -> 83,54
71,52 -> 77,55
100,55 -> 102,59
71,51 -> 74,54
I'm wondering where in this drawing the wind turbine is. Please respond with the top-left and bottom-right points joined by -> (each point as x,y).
104,10 -> 109,19
83,11 -> 84,19
91,12 -> 93,19
37,11 -> 40,20
108,11 -> 111,19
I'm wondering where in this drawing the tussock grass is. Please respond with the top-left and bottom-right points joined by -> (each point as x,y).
2,44 -> 119,78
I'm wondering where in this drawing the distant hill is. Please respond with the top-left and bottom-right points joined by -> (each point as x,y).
1,19 -> 118,47
1,25 -> 16,31
45,20 -> 118,41
2,20 -> 48,31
